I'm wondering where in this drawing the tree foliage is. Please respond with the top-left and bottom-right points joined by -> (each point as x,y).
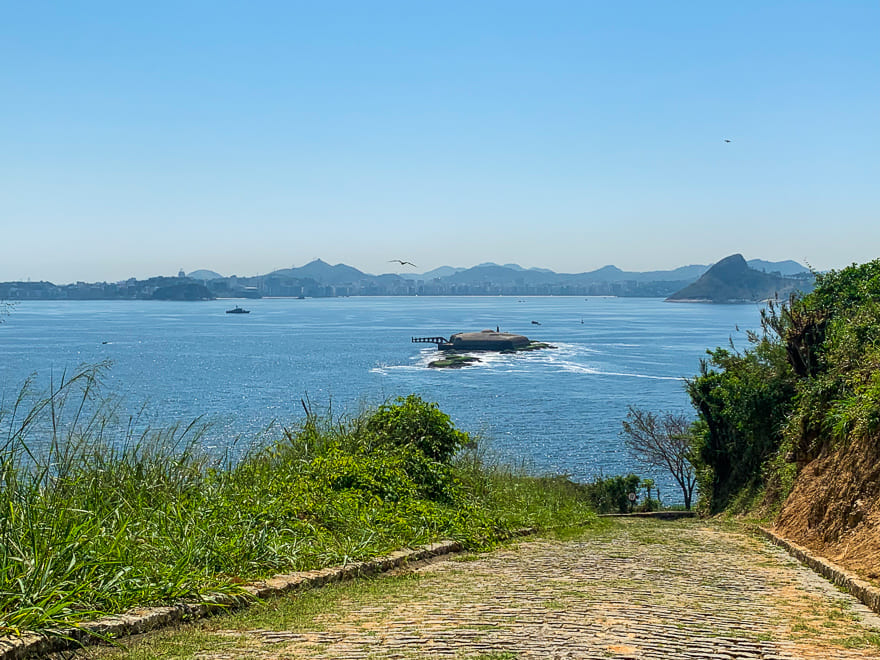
686,337 -> 796,512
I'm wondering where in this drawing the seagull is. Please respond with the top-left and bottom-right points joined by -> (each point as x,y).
389,259 -> 417,268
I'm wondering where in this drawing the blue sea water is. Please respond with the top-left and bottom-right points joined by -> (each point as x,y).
0,296 -> 761,499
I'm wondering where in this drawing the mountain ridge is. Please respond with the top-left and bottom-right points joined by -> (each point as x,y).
0,257 -> 814,301
666,254 -> 811,303
392,259 -> 806,283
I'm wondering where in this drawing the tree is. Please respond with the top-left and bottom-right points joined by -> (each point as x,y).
686,341 -> 795,513
621,407 -> 698,510
640,478 -> 658,511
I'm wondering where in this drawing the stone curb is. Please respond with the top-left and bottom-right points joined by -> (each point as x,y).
599,511 -> 696,520
757,526 -> 880,615
0,527 -> 537,660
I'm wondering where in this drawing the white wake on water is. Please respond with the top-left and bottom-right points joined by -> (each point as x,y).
371,342 -> 682,380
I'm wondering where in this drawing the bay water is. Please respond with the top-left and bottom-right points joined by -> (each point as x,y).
0,296 -> 761,501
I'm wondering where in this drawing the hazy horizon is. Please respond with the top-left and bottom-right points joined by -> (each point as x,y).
3,2 -> 877,283
0,254 -> 818,286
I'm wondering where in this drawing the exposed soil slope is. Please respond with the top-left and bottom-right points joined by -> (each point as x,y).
774,433 -> 880,586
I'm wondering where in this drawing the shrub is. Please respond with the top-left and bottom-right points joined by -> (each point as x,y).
308,447 -> 418,501
363,394 -> 469,463
582,474 -> 641,514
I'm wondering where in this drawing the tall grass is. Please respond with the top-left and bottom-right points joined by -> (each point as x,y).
0,365 -> 597,636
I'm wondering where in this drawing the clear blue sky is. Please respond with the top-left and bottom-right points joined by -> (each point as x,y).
2,1 -> 877,283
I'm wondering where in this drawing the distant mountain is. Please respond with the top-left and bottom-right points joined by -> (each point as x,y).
187,269 -> 224,280
631,264 -> 709,282
444,264 -> 555,285
0,256 -> 815,301
268,259 -> 377,285
666,254 -> 810,303
418,266 -> 466,280
417,263 -> 573,279
746,259 -> 811,277
191,258 -> 809,289
583,265 -> 625,280
473,262 -> 555,274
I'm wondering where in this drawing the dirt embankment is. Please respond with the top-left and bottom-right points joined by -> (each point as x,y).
774,434 -> 880,586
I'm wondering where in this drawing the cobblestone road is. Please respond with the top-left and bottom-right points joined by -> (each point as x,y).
107,519 -> 880,659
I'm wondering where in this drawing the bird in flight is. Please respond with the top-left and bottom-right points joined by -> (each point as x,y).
723,139 -> 732,143
389,259 -> 417,268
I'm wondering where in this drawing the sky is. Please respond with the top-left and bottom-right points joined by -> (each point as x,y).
1,1 -> 878,283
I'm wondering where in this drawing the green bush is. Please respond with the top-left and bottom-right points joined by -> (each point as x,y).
581,474 -> 641,514
306,446 -> 460,504
308,447 -> 418,501
363,394 -> 469,463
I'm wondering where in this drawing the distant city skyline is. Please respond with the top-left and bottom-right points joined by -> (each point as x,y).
2,2 -> 877,284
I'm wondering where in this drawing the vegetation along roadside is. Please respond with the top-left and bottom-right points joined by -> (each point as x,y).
625,258 -> 880,586
686,258 -> 880,582
0,370 -> 597,642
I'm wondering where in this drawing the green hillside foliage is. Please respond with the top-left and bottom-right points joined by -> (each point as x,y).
687,259 -> 880,513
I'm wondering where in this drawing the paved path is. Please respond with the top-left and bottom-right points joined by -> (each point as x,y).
99,519 -> 880,659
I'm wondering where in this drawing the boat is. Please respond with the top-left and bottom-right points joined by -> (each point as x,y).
225,306 -> 250,314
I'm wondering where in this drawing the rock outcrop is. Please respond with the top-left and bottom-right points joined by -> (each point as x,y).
666,254 -> 810,303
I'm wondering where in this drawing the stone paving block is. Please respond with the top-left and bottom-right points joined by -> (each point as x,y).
203,520 -> 880,660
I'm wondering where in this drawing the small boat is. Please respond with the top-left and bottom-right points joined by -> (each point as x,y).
226,306 -> 250,314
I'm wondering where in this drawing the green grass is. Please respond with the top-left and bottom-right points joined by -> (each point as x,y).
0,365 -> 598,638
542,599 -> 567,610
839,633 -> 880,649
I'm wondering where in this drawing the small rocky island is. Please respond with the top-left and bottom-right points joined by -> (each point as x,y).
412,330 -> 554,368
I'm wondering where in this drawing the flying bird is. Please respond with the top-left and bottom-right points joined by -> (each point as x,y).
389,259 -> 417,268
723,139 -> 732,143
